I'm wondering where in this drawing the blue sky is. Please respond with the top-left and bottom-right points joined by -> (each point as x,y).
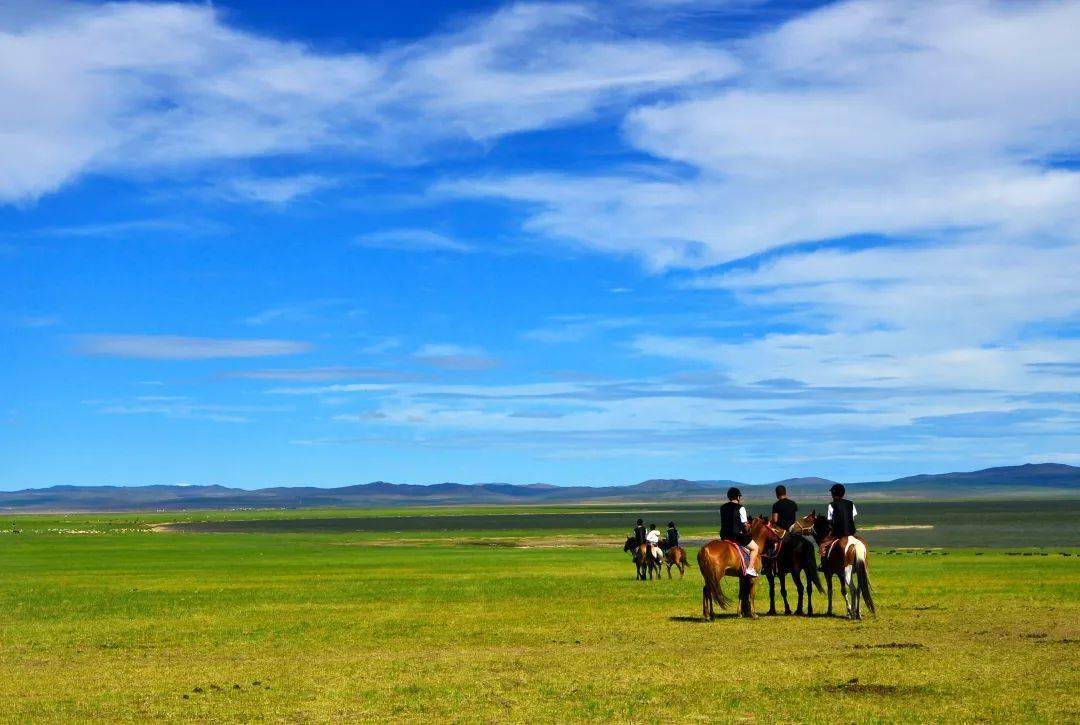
2,0 -> 1078,489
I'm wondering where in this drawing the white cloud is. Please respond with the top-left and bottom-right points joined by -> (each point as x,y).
76,334 -> 312,359
522,315 -> 640,343
435,0 -> 1080,449
413,343 -> 499,370
213,174 -> 339,205
352,229 -> 473,253
241,299 -> 362,326
692,239 -> 1080,342
447,0 -> 1080,268
223,367 -> 414,382
0,2 -> 735,203
90,395 -> 292,423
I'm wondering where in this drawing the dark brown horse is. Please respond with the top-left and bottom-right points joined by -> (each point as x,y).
623,536 -> 663,580
697,517 -> 781,619
764,525 -> 823,616
661,540 -> 688,578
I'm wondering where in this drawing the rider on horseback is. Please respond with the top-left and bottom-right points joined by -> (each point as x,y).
820,483 -> 857,555
646,523 -> 663,564
764,484 -> 798,572
771,485 -> 799,530
719,487 -> 758,576
633,518 -> 647,547
665,521 -> 680,551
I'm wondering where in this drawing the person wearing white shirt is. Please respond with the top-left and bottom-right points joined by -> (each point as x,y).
719,488 -> 758,576
645,523 -> 663,563
821,483 -> 858,554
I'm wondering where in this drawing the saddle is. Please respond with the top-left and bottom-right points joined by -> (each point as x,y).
721,540 -> 750,574
822,536 -> 850,559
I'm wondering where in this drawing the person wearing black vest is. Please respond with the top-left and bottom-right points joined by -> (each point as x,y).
665,521 -> 680,550
633,519 -> 647,547
821,483 -> 858,554
719,487 -> 758,576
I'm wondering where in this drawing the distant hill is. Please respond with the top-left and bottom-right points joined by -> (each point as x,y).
0,463 -> 1076,512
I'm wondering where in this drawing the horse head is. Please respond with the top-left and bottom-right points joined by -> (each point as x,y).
623,536 -> 635,553
791,510 -> 817,535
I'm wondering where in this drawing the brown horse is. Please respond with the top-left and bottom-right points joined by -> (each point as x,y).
662,542 -> 688,578
623,536 -> 663,580
697,517 -> 782,619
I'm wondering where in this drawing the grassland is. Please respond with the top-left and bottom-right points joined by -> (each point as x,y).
0,501 -> 1076,722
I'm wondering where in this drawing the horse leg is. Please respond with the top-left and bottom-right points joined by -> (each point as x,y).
780,571 -> 792,615
792,568 -> 804,616
678,560 -> 685,579
702,585 -> 710,620
766,572 -> 777,615
805,570 -> 813,617
748,576 -> 758,619
826,573 -> 834,616
848,563 -> 860,620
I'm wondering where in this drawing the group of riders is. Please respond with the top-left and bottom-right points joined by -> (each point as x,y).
630,482 -> 859,578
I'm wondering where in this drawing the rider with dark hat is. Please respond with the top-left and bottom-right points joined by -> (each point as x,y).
821,483 -> 858,554
633,518 -> 647,547
665,521 -> 680,550
719,487 -> 758,576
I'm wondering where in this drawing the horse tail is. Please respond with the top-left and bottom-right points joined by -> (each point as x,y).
805,543 -> 825,593
854,552 -> 875,614
712,575 -> 729,609
699,549 -> 729,609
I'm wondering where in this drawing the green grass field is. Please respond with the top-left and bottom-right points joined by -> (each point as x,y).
0,502 -> 1077,722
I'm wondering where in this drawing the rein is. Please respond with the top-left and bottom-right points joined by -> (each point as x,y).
790,519 -> 814,535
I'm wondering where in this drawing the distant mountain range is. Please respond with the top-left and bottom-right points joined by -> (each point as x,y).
0,463 -> 1077,512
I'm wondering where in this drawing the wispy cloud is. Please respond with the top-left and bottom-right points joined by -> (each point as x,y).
76,334 -> 312,360
441,1 -> 1080,268
89,395 -> 292,423
6,313 -> 61,328
22,218 -> 222,239
242,299 -> 362,326
522,315 -> 640,343
352,229 -> 473,253
360,337 -> 402,355
223,367 -> 416,382
0,2 -> 734,203
413,343 -> 500,370
210,174 -> 340,205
